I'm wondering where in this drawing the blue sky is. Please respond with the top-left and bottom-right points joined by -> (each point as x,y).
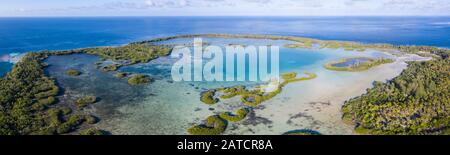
1,0 -> 449,16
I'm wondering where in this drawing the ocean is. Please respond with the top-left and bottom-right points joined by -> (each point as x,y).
1,16 -> 450,76
42,38 -> 394,135
1,16 -> 442,134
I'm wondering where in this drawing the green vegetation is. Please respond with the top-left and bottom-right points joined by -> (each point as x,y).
320,41 -> 366,51
115,72 -> 128,78
36,42 -> 172,73
324,57 -> 394,72
85,115 -> 98,124
241,94 -> 265,107
219,108 -> 249,122
188,109 -> 250,135
52,113 -> 100,134
280,72 -> 317,86
391,45 -> 449,58
56,114 -> 86,134
0,54 -> 100,134
84,44 -> 171,65
215,85 -> 267,107
0,36 -> 173,135
138,34 -> 374,52
283,129 -> 322,135
127,74 -> 152,85
138,34 -> 450,57
187,115 -> 227,135
200,72 -> 317,107
284,41 -> 313,49
32,96 -> 56,110
79,128 -> 107,135
218,86 -> 251,99
3,34 -> 449,135
101,64 -> 119,72
342,50 -> 450,135
60,107 -> 72,115
0,53 -> 63,135
38,96 -> 56,106
34,79 -> 59,99
75,96 -> 97,108
241,72 -> 317,107
281,72 -> 298,80
200,90 -> 219,105
66,69 -> 81,76
137,34 -> 322,46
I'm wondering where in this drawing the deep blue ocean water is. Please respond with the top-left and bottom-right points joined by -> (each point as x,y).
1,16 -> 450,76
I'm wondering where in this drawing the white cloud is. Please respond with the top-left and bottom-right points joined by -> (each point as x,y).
144,0 -> 190,8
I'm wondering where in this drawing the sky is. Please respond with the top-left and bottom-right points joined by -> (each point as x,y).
0,0 -> 449,17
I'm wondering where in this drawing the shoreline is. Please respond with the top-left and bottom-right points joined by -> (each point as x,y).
1,33 -> 439,135
222,53 -> 422,135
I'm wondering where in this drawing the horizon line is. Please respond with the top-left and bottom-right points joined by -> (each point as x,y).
1,15 -> 450,18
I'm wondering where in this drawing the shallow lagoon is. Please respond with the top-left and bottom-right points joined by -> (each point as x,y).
44,38 -> 402,135
331,57 -> 371,68
2,16 -> 450,77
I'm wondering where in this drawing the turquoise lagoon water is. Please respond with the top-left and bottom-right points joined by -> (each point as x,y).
1,16 -> 450,76
0,17 -> 414,134
331,57 -> 371,67
42,37 -> 392,134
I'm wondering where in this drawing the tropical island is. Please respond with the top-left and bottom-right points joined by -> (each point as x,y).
75,95 -> 97,108
0,34 -> 448,135
324,57 -> 395,72
127,74 -> 153,86
199,72 -> 317,107
342,55 -> 449,135
190,72 -> 317,135
66,69 -> 82,76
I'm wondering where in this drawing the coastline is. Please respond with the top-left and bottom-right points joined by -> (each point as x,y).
0,33 -> 439,135
222,52 -> 425,135
91,47 -> 429,135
